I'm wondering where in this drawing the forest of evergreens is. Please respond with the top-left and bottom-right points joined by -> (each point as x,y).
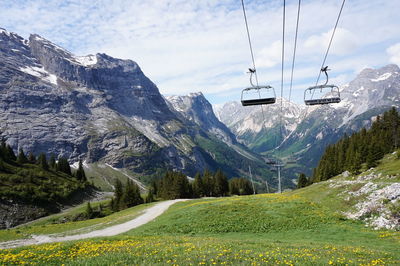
0,140 -> 89,207
311,107 -> 400,183
153,169 -> 254,200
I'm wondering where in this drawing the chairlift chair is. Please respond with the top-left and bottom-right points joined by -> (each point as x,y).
241,69 -> 276,106
304,66 -> 341,106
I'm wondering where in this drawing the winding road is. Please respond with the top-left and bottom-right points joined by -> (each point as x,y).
0,199 -> 188,249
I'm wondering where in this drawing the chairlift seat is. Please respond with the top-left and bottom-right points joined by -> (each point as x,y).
241,85 -> 276,107
241,97 -> 276,106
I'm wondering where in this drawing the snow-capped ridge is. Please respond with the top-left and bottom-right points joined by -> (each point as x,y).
73,54 -> 98,66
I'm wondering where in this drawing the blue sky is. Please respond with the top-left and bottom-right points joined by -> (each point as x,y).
1,0 -> 400,105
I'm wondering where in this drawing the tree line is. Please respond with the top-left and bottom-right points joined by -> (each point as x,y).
153,169 -> 254,200
311,107 -> 400,183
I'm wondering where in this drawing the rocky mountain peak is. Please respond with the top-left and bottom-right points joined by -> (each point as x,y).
166,92 -> 236,144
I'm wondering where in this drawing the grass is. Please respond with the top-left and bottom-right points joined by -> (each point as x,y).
1,193 -> 399,265
1,154 -> 399,265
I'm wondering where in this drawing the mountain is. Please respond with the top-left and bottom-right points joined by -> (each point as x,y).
165,92 -> 236,145
280,64 -> 400,171
215,98 -> 304,153
216,64 -> 400,176
0,28 -> 272,183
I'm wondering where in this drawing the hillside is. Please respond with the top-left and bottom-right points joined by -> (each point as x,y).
1,152 -> 399,264
0,154 -> 93,229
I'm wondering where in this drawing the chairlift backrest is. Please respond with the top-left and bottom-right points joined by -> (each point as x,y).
304,84 -> 341,106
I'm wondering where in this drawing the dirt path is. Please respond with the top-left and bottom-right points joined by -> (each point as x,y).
0,199 -> 188,249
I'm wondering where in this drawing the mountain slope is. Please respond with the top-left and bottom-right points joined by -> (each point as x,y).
0,28 -> 272,182
280,64 -> 400,172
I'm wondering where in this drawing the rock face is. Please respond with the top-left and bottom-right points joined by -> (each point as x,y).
0,28 -> 269,179
166,92 -> 236,145
216,64 -> 400,173
0,199 -> 48,229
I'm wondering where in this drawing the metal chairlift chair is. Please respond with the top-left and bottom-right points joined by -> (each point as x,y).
241,69 -> 276,106
304,66 -> 341,106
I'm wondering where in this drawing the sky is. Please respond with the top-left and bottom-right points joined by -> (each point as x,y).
1,0 -> 400,105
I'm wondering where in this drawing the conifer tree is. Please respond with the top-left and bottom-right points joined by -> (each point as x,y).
0,140 -> 6,160
145,188 -> 154,203
113,179 -> 124,211
49,154 -> 56,169
350,151 -> 362,174
76,159 -> 86,181
192,172 -> 204,198
38,153 -> 49,170
6,145 -> 16,162
121,179 -> 143,208
202,169 -> 214,197
57,157 -> 72,175
85,202 -> 93,218
213,169 -> 229,197
229,178 -> 252,195
17,148 -> 28,164
0,158 -> 5,172
28,152 -> 36,164
297,173 -> 308,188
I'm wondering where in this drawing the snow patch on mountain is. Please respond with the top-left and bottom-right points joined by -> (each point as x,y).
371,72 -> 392,82
73,54 -> 97,66
19,66 -> 57,85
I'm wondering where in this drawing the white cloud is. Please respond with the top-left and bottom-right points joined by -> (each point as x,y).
0,0 -> 399,105
387,43 -> 400,65
256,41 -> 282,68
303,28 -> 359,56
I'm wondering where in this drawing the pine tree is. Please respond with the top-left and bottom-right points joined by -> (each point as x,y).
192,172 -> 204,198
145,188 -> 154,203
229,178 -> 253,195
28,152 -> 36,164
0,140 -> 6,160
38,153 -> 49,170
213,169 -> 229,197
17,148 -> 28,164
121,179 -> 143,208
297,173 -> 308,188
113,179 -> 124,211
75,159 -> 86,181
85,202 -> 93,219
6,145 -> 16,162
202,169 -> 214,197
57,157 -> 71,175
0,158 -> 5,172
49,154 -> 56,169
350,151 -> 362,175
